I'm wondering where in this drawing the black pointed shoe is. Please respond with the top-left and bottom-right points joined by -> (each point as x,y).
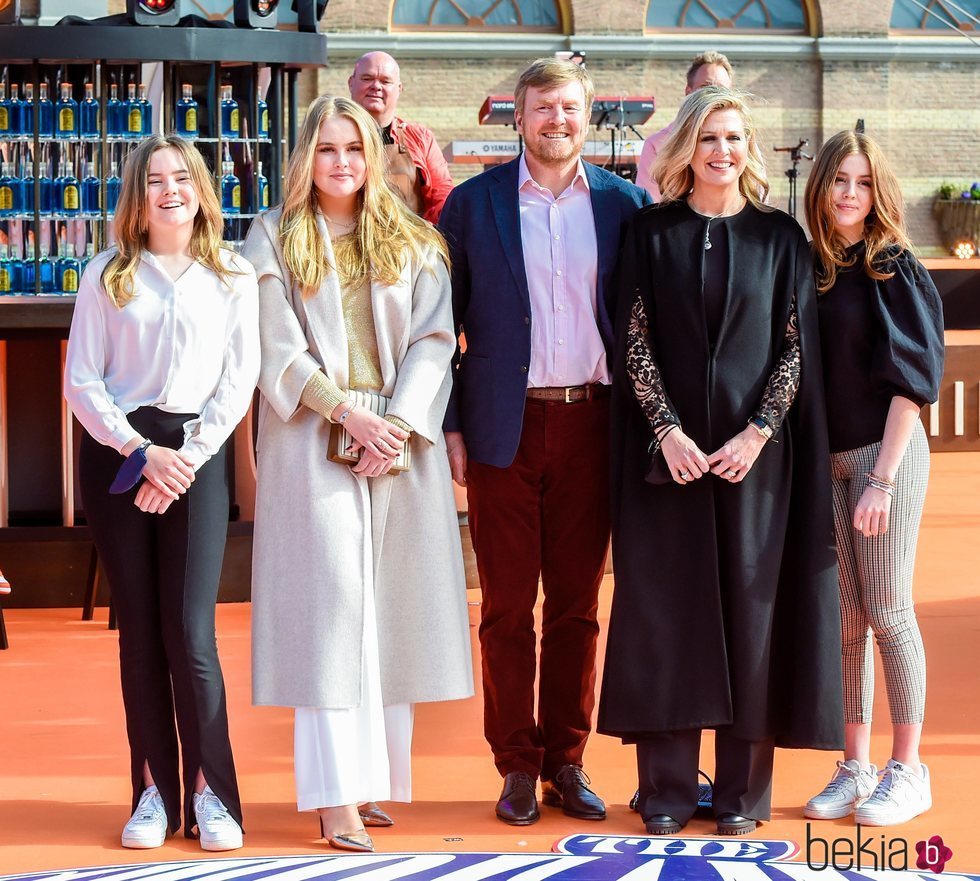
716,812 -> 757,836
496,771 -> 540,825
542,765 -> 606,820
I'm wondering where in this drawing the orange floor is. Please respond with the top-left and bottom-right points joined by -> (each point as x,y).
1,451 -> 978,874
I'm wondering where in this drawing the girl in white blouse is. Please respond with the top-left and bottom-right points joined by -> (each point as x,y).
65,135 -> 259,852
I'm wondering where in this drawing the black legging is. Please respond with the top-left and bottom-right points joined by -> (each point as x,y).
79,406 -> 242,837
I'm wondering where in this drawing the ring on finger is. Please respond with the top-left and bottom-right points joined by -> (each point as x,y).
680,470 -> 692,480
725,469 -> 737,478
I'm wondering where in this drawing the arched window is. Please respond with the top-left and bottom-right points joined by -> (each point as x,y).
646,0 -> 809,32
891,0 -> 978,30
392,0 -> 562,30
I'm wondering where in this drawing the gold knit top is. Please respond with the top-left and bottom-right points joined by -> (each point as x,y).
300,235 -> 412,433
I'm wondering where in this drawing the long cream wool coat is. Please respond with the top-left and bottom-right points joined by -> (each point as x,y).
243,208 -> 474,709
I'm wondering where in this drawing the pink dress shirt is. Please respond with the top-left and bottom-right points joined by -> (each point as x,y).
635,121 -> 675,201
517,154 -> 608,388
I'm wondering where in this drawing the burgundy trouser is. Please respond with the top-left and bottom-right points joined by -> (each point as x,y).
466,394 -> 610,781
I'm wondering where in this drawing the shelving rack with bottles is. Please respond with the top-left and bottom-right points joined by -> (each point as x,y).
0,24 -> 325,545
0,23 -> 326,301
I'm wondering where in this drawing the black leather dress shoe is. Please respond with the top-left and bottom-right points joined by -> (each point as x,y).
496,771 -> 540,825
542,765 -> 606,819
644,814 -> 682,835
716,812 -> 757,836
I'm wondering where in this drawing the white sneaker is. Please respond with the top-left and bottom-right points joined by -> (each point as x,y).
121,786 -> 168,849
193,786 -> 243,851
855,759 -> 932,826
804,759 -> 878,819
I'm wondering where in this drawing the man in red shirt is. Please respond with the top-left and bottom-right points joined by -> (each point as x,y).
348,51 -> 454,223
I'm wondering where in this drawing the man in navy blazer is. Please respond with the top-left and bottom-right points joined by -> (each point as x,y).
439,58 -> 651,826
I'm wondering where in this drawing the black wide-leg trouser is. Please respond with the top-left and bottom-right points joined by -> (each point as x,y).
79,406 -> 243,838
636,728 -> 774,826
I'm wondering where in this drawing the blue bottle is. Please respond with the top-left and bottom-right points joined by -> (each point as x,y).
21,82 -> 35,137
176,83 -> 198,138
52,161 -> 64,213
0,162 -> 21,217
0,244 -> 12,294
107,82 -> 123,138
40,159 -> 53,215
22,164 -> 35,214
81,82 -> 100,139
8,84 -> 22,137
0,83 -> 12,138
257,96 -> 269,140
7,243 -> 24,294
221,159 -> 240,214
60,161 -> 80,216
38,244 -> 55,294
220,85 -> 239,138
37,82 -> 54,138
57,240 -> 81,293
22,240 -> 36,294
138,83 -> 152,137
82,162 -> 100,214
124,82 -> 142,139
256,160 -> 269,211
106,160 -> 121,214
56,82 -> 78,140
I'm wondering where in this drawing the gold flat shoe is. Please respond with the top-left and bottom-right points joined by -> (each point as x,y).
328,830 -> 375,852
358,802 -> 394,827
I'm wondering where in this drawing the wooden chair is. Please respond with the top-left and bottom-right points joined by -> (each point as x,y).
82,545 -> 116,630
0,568 -> 10,650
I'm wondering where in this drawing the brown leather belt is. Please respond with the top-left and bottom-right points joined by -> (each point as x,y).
526,383 -> 611,403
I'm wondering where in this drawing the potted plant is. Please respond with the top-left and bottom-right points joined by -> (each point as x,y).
934,181 -> 980,254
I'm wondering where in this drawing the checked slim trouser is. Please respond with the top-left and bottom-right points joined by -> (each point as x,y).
831,420 -> 930,726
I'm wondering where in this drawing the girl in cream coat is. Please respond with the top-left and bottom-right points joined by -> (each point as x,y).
243,96 -> 472,852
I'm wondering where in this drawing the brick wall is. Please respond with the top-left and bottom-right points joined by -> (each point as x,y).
307,0 -> 978,253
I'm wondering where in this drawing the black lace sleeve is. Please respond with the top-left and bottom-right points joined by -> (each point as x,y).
627,293 -> 680,433
754,297 -> 800,434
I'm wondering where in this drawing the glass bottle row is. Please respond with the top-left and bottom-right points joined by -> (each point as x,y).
0,159 -> 121,217
0,239 -> 94,295
0,81 -> 131,141
177,83 -> 269,140
2,80 -> 269,142
221,157 -> 269,216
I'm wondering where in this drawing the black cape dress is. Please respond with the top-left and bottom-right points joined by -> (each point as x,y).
597,201 -> 844,750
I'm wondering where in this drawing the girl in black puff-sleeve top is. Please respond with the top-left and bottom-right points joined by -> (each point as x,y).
802,131 -> 944,828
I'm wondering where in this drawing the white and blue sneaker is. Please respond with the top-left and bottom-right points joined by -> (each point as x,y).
193,786 -> 243,851
121,786 -> 168,848
803,759 -> 878,820
804,759 -> 878,819
855,759 -> 932,826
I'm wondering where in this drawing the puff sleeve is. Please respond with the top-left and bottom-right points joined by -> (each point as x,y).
870,252 -> 945,406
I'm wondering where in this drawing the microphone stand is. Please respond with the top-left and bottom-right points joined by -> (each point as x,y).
773,139 -> 813,219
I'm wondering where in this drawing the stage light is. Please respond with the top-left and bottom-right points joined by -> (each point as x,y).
0,0 -> 21,26
952,239 -> 977,259
235,0 -> 280,28
292,0 -> 328,32
127,0 -> 179,26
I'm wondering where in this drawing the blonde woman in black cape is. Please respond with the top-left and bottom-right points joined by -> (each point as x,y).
802,131 -> 943,826
65,135 -> 259,851
243,96 -> 473,852
598,86 -> 844,837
